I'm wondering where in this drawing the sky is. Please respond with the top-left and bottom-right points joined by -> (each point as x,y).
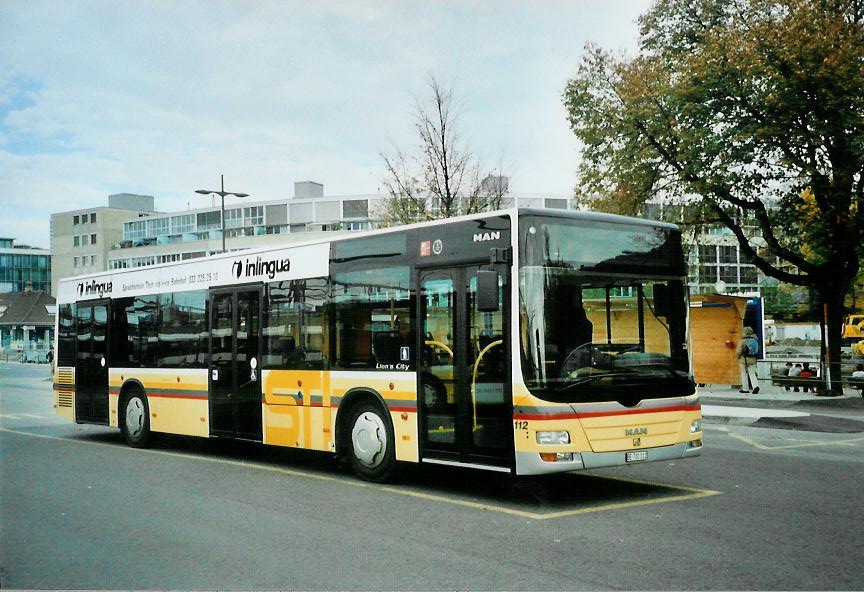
0,0 -> 651,248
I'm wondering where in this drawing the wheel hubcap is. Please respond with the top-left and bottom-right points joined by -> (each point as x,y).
126,397 -> 145,438
351,411 -> 387,468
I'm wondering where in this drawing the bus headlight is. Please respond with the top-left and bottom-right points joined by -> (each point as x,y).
536,431 -> 570,445
690,419 -> 701,434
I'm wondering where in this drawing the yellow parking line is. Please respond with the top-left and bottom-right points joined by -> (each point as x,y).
729,432 -> 864,450
0,427 -> 720,520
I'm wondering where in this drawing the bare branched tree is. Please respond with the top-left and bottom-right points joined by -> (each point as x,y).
378,76 -> 509,226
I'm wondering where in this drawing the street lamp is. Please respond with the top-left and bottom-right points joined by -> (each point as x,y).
195,174 -> 249,253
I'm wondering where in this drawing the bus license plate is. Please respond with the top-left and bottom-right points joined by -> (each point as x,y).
626,450 -> 648,462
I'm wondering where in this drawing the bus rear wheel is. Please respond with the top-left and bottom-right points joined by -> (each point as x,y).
121,389 -> 151,448
346,401 -> 395,482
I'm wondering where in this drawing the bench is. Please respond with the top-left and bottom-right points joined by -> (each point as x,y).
770,374 -> 821,391
771,374 -> 864,394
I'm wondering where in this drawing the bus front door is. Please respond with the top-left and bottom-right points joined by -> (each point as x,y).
209,286 -> 263,441
419,265 -> 511,469
75,300 -> 110,424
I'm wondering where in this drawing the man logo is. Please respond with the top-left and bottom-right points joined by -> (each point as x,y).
473,231 -> 501,243
625,427 -> 648,436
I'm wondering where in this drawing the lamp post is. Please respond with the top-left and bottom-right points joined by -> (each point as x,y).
195,174 -> 249,253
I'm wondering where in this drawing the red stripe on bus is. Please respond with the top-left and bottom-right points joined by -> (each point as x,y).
327,403 -> 416,413
144,392 -> 207,400
108,390 -> 206,400
513,404 -> 699,421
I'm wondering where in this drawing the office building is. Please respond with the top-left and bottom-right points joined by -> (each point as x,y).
0,238 -> 51,294
50,193 -> 155,295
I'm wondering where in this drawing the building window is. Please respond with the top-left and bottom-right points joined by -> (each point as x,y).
73,236 -> 80,247
244,206 -> 264,225
740,266 -> 758,284
719,266 -> 737,283
170,214 -> 195,234
91,234 -> 97,245
343,200 -> 369,219
699,266 -> 716,284
82,234 -> 89,246
90,213 -> 96,224
196,210 -> 221,231
698,244 -> 717,263
146,217 -> 169,237
73,215 -> 79,225
73,256 -> 80,267
225,208 -> 243,229
719,246 -> 737,264
91,255 -> 97,266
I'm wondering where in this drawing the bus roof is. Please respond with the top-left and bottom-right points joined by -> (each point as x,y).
56,207 -> 679,290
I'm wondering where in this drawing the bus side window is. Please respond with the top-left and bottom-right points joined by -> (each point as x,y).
263,281 -> 304,370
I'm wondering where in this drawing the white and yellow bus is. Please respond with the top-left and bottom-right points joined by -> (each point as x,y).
54,208 -> 702,481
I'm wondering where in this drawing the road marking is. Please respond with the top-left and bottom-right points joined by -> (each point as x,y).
0,427 -> 720,520
729,432 -> 864,450
0,413 -> 48,421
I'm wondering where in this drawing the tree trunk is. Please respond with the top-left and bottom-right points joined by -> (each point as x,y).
820,287 -> 847,395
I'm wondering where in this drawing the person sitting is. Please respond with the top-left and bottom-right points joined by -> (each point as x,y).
782,362 -> 793,391
799,362 -> 816,393
851,363 -> 864,396
788,363 -> 802,392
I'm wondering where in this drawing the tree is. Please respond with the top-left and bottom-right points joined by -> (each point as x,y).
563,0 -> 864,393
379,76 -> 508,226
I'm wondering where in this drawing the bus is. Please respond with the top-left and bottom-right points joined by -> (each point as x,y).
54,208 -> 702,481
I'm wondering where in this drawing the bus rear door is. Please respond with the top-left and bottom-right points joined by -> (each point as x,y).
208,286 -> 264,441
75,300 -> 110,424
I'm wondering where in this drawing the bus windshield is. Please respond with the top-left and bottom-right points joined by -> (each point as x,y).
519,216 -> 693,404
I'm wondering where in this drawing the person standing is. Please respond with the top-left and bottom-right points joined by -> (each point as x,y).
736,326 -> 760,394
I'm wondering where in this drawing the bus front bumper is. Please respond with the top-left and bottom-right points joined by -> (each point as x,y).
515,439 -> 703,476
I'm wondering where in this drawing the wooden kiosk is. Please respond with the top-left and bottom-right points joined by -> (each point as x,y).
689,294 -> 752,386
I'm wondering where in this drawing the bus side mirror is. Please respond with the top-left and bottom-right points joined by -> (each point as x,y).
476,270 -> 500,312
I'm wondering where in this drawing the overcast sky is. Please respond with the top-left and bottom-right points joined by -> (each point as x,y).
1,0 -> 651,248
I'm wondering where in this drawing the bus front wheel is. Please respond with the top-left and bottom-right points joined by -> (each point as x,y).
121,389 -> 151,448
346,401 -> 395,482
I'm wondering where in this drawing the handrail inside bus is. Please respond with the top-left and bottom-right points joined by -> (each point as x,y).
424,340 -> 453,358
471,339 -> 503,430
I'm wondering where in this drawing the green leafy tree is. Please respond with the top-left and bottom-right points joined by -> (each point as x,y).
564,0 -> 864,393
